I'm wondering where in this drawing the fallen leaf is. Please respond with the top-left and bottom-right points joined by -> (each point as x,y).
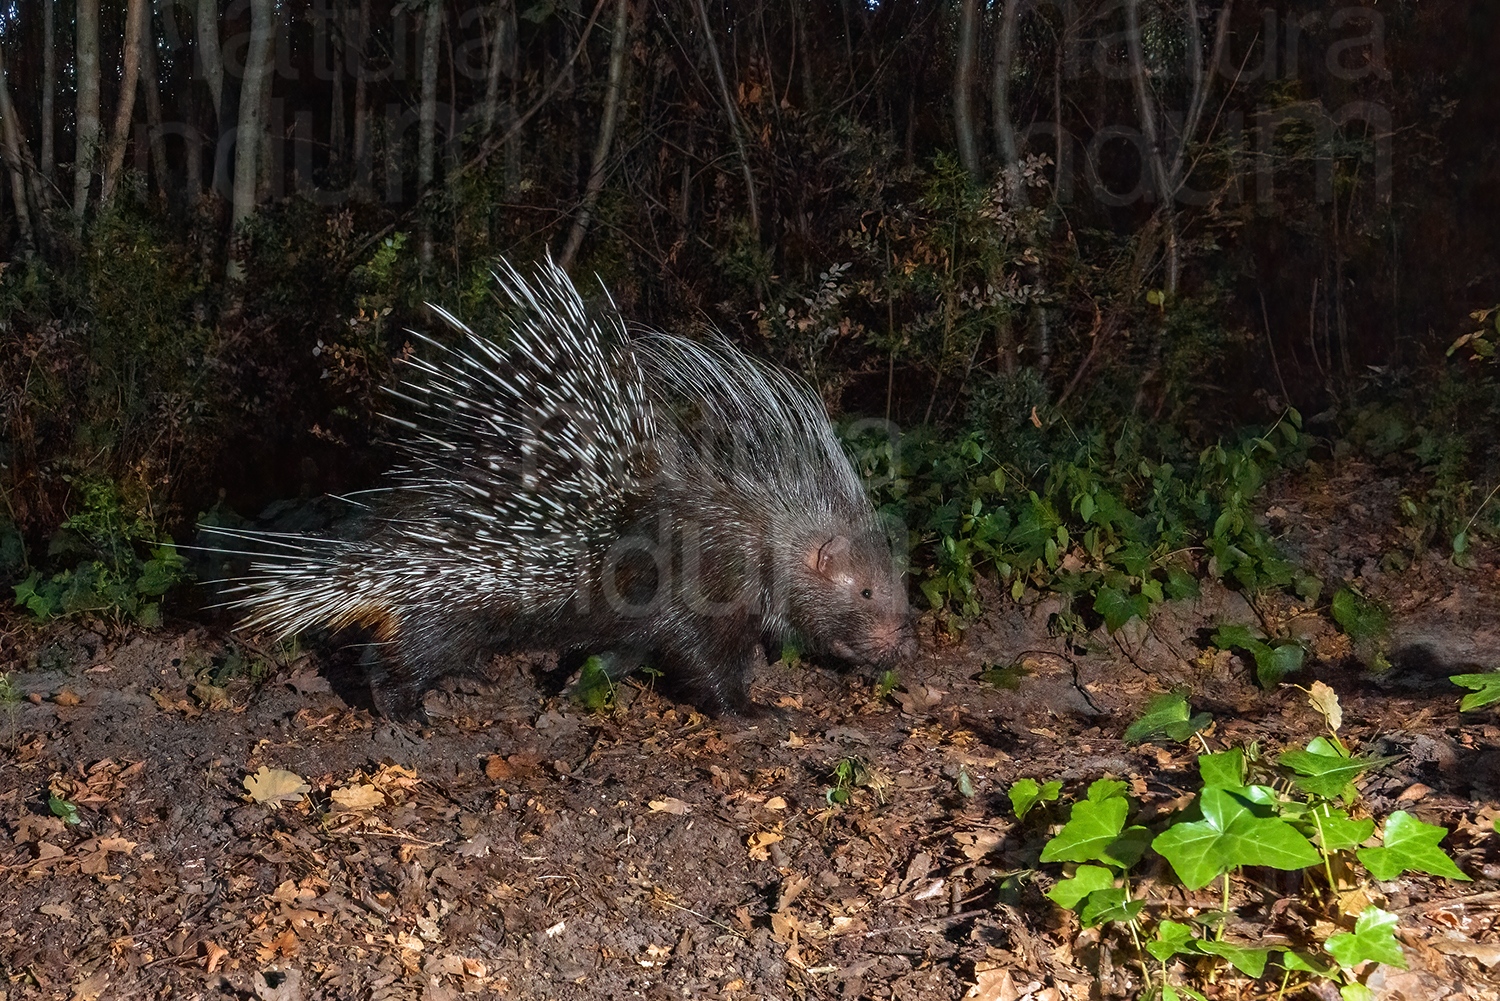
648,797 -> 691,816
954,829 -> 1004,861
202,940 -> 229,973
40,903 -> 74,920
243,767 -> 310,807
286,667 -> 332,695
746,831 -> 784,861
330,783 -> 385,811
966,965 -> 1018,1001
69,967 -> 109,1001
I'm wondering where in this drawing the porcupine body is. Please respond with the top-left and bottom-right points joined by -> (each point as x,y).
211,259 -> 913,720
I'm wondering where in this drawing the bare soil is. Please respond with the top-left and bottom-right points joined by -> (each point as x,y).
2,460 -> 1499,1001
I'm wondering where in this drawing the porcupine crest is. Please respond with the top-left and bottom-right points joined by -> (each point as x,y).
213,257 -> 654,639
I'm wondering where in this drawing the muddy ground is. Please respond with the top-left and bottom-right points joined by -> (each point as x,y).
2,460 -> 1499,1001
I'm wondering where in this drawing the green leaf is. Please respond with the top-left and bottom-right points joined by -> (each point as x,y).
1040,784 -> 1132,866
1008,777 -> 1062,820
1045,864 -> 1115,909
1451,672 -> 1500,712
1165,565 -> 1201,600
1198,940 -> 1270,978
49,794 -> 81,825
1331,588 -> 1389,643
1151,787 -> 1322,890
1094,586 -> 1148,632
1341,984 -> 1376,1001
1211,623 -> 1261,651
1278,745 -> 1400,799
1357,811 -> 1471,882
1255,642 -> 1306,688
1324,907 -> 1407,970
1198,748 -> 1246,789
1147,919 -> 1199,962
1124,690 -> 1212,744
1308,808 -> 1377,853
1077,887 -> 1144,928
1086,777 -> 1128,802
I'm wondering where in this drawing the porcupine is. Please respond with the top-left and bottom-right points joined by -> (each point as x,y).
209,258 -> 914,721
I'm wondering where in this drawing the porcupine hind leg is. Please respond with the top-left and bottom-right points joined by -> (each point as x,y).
369,609 -> 492,722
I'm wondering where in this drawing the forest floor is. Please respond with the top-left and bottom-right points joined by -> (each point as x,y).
2,459 -> 1499,1001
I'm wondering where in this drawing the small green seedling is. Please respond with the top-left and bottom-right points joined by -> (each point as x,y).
1451,672 -> 1500,712
1211,623 -> 1306,688
1008,777 -> 1062,820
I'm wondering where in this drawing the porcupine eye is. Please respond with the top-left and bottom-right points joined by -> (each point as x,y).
861,588 -> 873,600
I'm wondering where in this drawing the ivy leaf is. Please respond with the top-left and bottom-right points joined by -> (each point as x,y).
1324,907 -> 1407,970
1124,690 -> 1212,744
1152,787 -> 1322,890
1146,919 -> 1199,963
1307,808 -> 1377,853
1095,585 -> 1149,632
1278,743 -> 1400,799
1040,794 -> 1128,866
1255,642 -> 1306,688
1077,887 -> 1144,928
1165,565 -> 1201,600
1198,748 -> 1246,789
1357,811 -> 1471,882
1451,672 -> 1500,712
1044,864 -> 1115,909
1331,588 -> 1389,643
1008,777 -> 1062,820
1198,940 -> 1270,978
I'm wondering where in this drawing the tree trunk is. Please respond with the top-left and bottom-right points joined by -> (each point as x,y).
197,0 -> 225,123
691,0 -> 760,239
560,0 -> 631,269
953,0 -> 981,178
991,0 -> 1022,187
100,0 -> 149,208
228,0 -> 276,280
73,0 -> 102,223
41,0 -> 56,181
0,45 -> 36,251
483,1 -> 517,133
351,0 -> 372,193
329,0 -> 346,165
141,21 -> 172,204
417,0 -> 443,266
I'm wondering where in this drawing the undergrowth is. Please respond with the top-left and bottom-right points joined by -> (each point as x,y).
1020,685 -> 1470,1000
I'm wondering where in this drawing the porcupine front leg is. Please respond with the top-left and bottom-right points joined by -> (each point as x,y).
657,613 -> 767,717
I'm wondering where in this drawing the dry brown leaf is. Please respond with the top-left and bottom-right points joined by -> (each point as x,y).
1307,681 -> 1343,732
202,940 -> 229,973
69,968 -> 109,1001
648,797 -> 691,816
331,783 -> 385,811
243,767 -> 310,807
966,966 -> 1018,1001
747,831 -> 784,861
954,829 -> 1004,862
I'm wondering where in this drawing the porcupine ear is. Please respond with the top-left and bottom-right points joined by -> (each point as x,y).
807,535 -> 853,580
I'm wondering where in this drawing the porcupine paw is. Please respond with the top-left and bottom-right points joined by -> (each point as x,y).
370,682 -> 432,726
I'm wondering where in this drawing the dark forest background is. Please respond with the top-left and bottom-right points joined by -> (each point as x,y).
0,0 -> 1497,623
